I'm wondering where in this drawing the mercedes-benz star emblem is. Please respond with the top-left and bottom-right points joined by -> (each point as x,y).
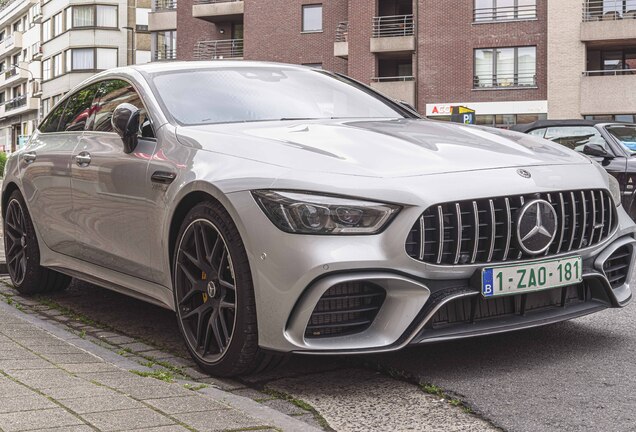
517,169 -> 531,178
207,281 -> 217,298
516,199 -> 558,255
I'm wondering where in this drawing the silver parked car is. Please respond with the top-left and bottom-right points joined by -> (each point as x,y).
3,62 -> 635,376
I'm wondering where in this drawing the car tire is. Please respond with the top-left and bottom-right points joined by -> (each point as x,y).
3,190 -> 71,294
172,200 -> 281,376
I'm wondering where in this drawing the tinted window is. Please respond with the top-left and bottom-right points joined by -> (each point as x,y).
38,101 -> 67,133
151,67 -> 405,125
528,127 -> 546,138
57,84 -> 99,132
606,125 -> 636,153
544,126 -> 610,153
90,79 -> 154,138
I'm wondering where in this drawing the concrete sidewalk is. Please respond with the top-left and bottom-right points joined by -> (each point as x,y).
0,299 -> 319,432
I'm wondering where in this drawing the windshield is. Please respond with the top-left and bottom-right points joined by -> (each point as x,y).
151,67 -> 407,125
606,125 -> 636,153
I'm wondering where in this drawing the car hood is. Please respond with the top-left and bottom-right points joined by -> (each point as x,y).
175,118 -> 590,178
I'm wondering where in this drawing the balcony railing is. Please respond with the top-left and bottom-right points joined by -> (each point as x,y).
154,48 -> 177,61
583,68 -> 636,76
583,0 -> 636,21
194,39 -> 244,59
474,4 -> 537,22
372,15 -> 414,38
152,0 -> 177,11
6,95 -> 26,111
193,0 -> 241,4
4,68 -> 18,80
473,73 -> 537,88
371,76 -> 415,82
335,21 -> 348,42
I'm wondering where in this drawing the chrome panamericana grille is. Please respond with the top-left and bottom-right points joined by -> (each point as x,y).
406,189 -> 617,265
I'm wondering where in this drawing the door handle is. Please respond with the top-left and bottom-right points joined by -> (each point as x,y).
23,151 -> 36,163
75,152 -> 91,167
151,171 -> 176,184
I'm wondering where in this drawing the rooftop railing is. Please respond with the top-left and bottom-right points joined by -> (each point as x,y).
152,0 -> 177,11
583,68 -> 636,76
583,0 -> 636,21
473,72 -> 537,88
153,48 -> 177,61
193,0 -> 242,5
335,21 -> 348,42
371,76 -> 415,82
474,4 -> 537,21
194,39 -> 244,60
372,14 -> 414,38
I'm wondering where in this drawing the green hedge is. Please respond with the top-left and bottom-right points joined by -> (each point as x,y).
0,152 -> 7,178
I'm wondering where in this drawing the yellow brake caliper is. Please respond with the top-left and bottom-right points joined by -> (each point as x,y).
201,271 -> 208,303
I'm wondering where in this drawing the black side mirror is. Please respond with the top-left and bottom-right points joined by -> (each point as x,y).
582,143 -> 613,159
112,103 -> 140,154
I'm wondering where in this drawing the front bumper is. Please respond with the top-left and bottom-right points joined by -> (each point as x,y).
225,168 -> 636,354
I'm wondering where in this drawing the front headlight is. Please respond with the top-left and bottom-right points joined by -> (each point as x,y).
252,190 -> 401,234
608,173 -> 622,207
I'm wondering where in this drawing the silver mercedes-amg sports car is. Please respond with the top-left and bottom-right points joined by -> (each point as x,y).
2,62 -> 634,376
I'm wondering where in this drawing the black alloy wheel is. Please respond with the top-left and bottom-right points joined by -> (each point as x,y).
172,201 -> 282,376
175,219 -> 237,362
5,198 -> 28,285
2,190 -> 71,294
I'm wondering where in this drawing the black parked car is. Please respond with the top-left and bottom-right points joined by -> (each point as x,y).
512,120 -> 636,220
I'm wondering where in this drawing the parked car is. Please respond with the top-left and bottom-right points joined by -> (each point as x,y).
2,62 -> 635,376
512,120 -> 636,219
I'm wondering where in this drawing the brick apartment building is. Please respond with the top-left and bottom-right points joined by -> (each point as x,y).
147,0 -> 636,127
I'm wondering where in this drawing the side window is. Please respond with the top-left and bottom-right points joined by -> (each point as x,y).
544,126 -> 610,153
90,79 -> 155,138
38,101 -> 68,133
57,84 -> 99,132
528,128 -> 546,138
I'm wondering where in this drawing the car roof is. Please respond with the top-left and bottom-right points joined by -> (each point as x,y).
106,60 -> 316,76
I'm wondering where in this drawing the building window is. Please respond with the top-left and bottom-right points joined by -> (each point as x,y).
96,48 -> 117,69
53,12 -> 63,37
42,20 -> 50,41
73,6 -> 94,27
586,47 -> 636,75
42,58 -> 51,80
42,98 -> 50,115
67,47 -> 117,71
71,5 -> 117,29
71,48 -> 94,69
0,92 -> 5,104
153,30 -> 176,60
302,4 -> 323,32
53,53 -> 63,76
474,46 -> 536,88
474,0 -> 536,22
96,5 -> 117,27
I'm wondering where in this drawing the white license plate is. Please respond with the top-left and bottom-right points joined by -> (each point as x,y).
481,256 -> 582,298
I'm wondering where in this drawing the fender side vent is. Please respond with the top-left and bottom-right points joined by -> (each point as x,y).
305,282 -> 386,339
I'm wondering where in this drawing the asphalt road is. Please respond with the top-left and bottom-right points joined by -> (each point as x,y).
42,280 -> 636,432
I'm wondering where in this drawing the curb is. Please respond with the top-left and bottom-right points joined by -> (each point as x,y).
0,299 -> 322,432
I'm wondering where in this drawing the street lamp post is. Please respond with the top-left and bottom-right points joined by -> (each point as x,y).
11,63 -> 41,125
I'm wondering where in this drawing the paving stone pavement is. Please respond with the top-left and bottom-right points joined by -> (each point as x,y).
0,299 -> 320,432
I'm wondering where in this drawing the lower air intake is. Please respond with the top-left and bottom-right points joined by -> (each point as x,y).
305,282 -> 386,339
604,246 -> 631,289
